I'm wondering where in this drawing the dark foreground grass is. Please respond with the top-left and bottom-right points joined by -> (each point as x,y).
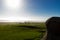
0,22 -> 46,40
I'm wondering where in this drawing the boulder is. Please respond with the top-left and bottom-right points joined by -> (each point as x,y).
41,17 -> 60,40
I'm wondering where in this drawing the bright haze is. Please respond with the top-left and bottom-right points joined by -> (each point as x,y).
0,0 -> 60,22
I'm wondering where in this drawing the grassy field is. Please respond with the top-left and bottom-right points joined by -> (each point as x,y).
0,22 -> 46,40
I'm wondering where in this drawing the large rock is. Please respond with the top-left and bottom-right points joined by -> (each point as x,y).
41,17 -> 60,40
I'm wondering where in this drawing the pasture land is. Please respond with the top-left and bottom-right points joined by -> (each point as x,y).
0,22 -> 46,40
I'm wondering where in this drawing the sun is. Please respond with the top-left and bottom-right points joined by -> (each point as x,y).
5,0 -> 24,9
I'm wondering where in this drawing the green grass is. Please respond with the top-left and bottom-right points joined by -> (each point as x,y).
0,22 -> 46,40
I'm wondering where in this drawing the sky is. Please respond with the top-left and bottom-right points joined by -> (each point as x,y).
0,0 -> 60,22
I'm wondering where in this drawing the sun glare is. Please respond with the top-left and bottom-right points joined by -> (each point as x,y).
2,0 -> 27,22
0,17 -> 32,22
0,0 -> 45,22
5,0 -> 24,9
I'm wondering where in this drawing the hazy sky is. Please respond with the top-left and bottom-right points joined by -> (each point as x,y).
0,0 -> 60,22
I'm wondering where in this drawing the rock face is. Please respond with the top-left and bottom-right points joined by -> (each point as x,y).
41,17 -> 60,40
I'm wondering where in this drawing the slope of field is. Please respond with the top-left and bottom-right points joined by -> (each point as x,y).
0,22 -> 46,40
